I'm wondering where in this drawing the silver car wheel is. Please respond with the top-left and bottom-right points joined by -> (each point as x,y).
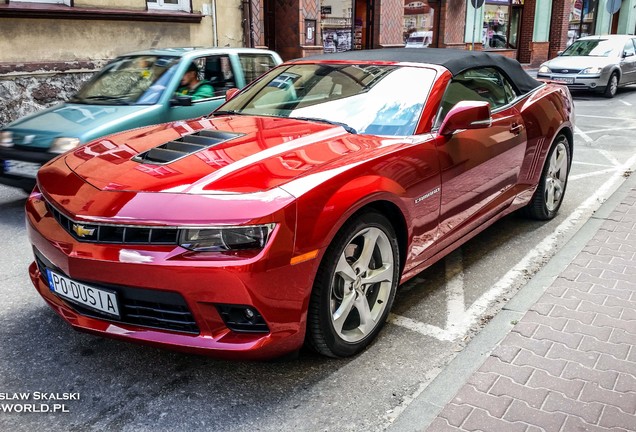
604,72 -> 619,98
545,140 -> 568,212
330,226 -> 394,343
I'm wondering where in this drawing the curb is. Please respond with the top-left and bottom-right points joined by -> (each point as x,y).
387,171 -> 636,432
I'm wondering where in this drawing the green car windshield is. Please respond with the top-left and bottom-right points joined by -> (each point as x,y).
71,55 -> 180,105
561,39 -> 621,57
220,63 -> 435,136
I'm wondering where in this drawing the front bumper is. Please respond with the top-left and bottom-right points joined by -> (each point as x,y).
537,71 -> 610,93
0,147 -> 56,191
26,192 -> 318,360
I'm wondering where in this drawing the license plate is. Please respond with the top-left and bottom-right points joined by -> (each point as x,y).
46,269 -> 120,318
3,159 -> 40,178
553,77 -> 574,84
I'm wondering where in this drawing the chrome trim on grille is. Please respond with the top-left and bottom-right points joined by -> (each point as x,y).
45,200 -> 179,245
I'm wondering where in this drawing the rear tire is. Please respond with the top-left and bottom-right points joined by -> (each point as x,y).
523,134 -> 571,220
306,211 -> 400,358
603,72 -> 619,98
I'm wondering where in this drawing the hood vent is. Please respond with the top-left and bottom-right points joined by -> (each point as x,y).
133,130 -> 242,165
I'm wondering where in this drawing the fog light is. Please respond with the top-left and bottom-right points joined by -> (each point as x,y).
216,304 -> 269,333
590,83 -> 597,88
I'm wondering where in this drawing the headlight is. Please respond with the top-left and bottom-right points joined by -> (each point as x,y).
538,65 -> 551,74
50,137 -> 81,154
179,224 -> 275,252
581,67 -> 603,75
0,131 -> 13,147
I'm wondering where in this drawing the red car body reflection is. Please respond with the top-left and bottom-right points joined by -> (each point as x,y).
26,49 -> 574,359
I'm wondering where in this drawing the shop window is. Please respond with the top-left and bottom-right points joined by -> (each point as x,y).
403,1 -> 437,47
147,0 -> 191,12
482,0 -> 523,50
567,0 -> 597,45
11,0 -> 71,4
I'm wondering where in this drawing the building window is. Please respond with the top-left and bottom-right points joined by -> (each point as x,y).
482,0 -> 523,50
404,0 -> 436,47
11,0 -> 71,4
147,0 -> 191,12
567,0 -> 597,45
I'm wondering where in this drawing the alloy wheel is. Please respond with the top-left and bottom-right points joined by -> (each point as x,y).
329,226 -> 394,343
545,140 -> 568,212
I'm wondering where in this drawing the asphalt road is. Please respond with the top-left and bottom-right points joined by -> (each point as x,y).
1,85 -> 635,432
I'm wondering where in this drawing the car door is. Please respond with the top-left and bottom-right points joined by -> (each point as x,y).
620,39 -> 636,84
434,67 -> 527,240
164,55 -> 232,122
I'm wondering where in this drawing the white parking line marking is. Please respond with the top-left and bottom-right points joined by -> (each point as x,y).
619,100 -> 632,106
576,125 -> 636,134
577,114 -> 635,120
572,161 -> 614,168
390,152 -> 636,341
445,250 -> 465,323
570,168 -> 617,181
597,149 -> 621,167
575,126 -> 594,144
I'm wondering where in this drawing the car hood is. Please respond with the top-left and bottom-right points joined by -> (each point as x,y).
56,115 -> 402,195
5,103 -> 155,148
545,56 -> 617,70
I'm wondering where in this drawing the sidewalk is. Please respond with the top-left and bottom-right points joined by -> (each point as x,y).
389,173 -> 636,431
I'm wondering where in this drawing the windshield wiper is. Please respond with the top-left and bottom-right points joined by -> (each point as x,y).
82,95 -> 132,105
211,110 -> 243,116
290,116 -> 357,134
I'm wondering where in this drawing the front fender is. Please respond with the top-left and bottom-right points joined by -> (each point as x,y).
291,174 -> 410,257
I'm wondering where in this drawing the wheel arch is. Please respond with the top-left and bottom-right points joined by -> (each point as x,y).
345,200 -> 409,275
292,174 -> 412,277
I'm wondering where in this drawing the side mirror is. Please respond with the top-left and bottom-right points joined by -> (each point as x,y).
557,50 -> 563,56
225,88 -> 240,101
438,101 -> 491,136
170,95 -> 193,107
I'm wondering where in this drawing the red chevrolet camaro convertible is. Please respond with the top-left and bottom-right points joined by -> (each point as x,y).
26,49 -> 574,359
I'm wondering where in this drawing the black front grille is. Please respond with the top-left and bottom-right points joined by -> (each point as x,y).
34,249 -> 199,334
46,201 -> 179,245
133,130 -> 243,165
551,69 -> 582,74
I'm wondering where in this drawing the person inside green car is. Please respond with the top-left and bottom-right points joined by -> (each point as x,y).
176,62 -> 214,100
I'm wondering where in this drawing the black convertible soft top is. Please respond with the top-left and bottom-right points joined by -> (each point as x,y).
297,48 -> 542,94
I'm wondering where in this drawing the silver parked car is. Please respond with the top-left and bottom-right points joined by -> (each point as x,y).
537,35 -> 636,98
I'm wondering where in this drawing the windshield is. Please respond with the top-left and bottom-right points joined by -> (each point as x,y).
220,63 -> 435,136
561,39 -> 621,57
72,55 -> 180,105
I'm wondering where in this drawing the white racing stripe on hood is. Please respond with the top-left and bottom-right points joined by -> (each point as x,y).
183,126 -> 348,194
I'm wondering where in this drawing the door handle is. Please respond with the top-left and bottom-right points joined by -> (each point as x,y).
510,123 -> 524,135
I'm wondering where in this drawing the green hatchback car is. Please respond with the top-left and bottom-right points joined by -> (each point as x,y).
0,47 -> 282,192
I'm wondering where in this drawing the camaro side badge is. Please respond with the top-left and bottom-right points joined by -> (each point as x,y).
72,224 -> 95,238
415,187 -> 440,204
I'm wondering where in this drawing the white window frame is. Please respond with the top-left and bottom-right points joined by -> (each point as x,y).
147,0 -> 191,12
12,0 -> 72,5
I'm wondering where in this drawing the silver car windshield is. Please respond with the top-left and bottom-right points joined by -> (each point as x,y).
72,55 -> 180,105
221,64 -> 436,136
562,39 -> 621,57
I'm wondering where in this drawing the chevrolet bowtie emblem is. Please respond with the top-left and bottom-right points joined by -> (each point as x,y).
72,223 -> 95,238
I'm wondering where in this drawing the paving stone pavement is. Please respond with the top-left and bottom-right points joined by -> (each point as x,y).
425,186 -> 636,432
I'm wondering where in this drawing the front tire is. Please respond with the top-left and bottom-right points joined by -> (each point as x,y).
523,134 -> 571,220
603,72 -> 619,98
306,211 -> 400,358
